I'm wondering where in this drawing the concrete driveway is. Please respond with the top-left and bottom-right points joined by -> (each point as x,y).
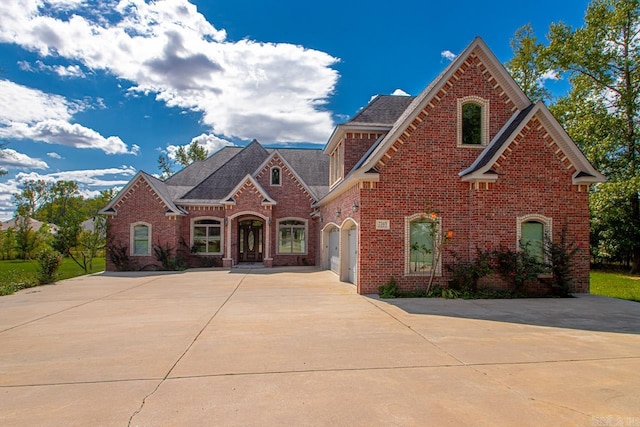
1,268 -> 639,426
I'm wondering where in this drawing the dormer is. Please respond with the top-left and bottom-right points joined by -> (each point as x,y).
325,95 -> 415,188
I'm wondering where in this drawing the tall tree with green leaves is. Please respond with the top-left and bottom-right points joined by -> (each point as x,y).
546,0 -> 640,272
505,23 -> 553,103
157,140 -> 208,179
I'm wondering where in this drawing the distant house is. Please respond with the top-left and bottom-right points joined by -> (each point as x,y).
1,217 -> 58,234
102,37 -> 604,294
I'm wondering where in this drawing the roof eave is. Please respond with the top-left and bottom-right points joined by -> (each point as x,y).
323,123 -> 392,155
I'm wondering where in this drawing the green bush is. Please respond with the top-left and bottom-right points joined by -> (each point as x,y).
446,248 -> 493,292
492,245 -> 544,295
378,276 -> 399,298
544,226 -> 581,297
153,243 -> 187,271
36,249 -> 62,285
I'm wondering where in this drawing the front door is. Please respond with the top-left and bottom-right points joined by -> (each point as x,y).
238,220 -> 263,262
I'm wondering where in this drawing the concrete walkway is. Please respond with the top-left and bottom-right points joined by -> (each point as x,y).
0,268 -> 639,426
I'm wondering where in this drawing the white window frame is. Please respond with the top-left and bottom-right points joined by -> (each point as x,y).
277,217 -> 308,255
191,217 -> 224,255
330,141 -> 344,187
270,166 -> 282,186
457,96 -> 489,147
404,213 -> 442,276
130,222 -> 152,256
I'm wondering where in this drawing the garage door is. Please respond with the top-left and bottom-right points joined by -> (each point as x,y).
329,228 -> 339,274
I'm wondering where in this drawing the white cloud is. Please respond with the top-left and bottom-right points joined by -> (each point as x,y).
47,152 -> 63,159
441,50 -> 457,61
391,88 -> 411,96
0,148 -> 48,169
539,69 -> 559,83
0,0 -> 339,144
18,60 -> 85,78
166,133 -> 234,160
0,79 -> 136,154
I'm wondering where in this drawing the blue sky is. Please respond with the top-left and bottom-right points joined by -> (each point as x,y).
0,0 -> 591,220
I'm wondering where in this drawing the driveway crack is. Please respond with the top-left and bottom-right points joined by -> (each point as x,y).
127,273 -> 246,426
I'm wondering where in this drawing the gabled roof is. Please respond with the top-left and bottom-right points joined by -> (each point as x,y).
353,37 -> 531,174
165,146 -> 243,187
222,174 -> 277,206
324,95 -> 416,155
460,102 -> 606,184
179,140 -> 270,201
99,171 -> 187,216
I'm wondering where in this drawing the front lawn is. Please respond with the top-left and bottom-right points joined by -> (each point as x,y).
0,258 -> 105,296
590,270 -> 640,302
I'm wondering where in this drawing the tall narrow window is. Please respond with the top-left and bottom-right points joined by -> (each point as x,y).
409,219 -> 435,272
131,223 -> 151,256
192,218 -> 222,254
278,219 -> 307,254
521,221 -> 544,263
270,167 -> 281,186
462,102 -> 482,145
457,96 -> 489,146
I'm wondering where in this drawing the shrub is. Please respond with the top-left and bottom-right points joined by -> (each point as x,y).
378,276 -> 399,298
36,248 -> 62,285
492,245 -> 544,295
153,243 -> 186,271
107,241 -> 135,271
544,226 -> 581,297
446,248 -> 493,292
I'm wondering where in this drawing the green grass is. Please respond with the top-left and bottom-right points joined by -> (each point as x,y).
590,270 -> 640,302
0,257 -> 105,296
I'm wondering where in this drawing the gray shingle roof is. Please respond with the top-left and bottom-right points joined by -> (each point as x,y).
460,104 -> 535,176
348,95 -> 416,126
165,146 -> 243,187
180,140 -> 270,200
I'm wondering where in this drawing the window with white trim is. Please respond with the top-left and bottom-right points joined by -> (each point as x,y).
278,219 -> 307,254
131,222 -> 151,256
330,141 -> 344,186
192,218 -> 223,254
405,214 -> 441,275
457,96 -> 489,147
270,166 -> 281,186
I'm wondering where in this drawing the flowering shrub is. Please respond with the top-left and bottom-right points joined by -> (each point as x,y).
492,244 -> 544,295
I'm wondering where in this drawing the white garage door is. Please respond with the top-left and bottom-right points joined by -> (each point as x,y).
329,228 -> 339,274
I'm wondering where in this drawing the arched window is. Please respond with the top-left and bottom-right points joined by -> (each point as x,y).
462,102 -> 482,145
404,214 -> 441,275
131,222 -> 151,256
517,214 -> 552,265
192,218 -> 223,254
270,167 -> 281,186
521,221 -> 545,263
457,96 -> 489,146
278,219 -> 307,254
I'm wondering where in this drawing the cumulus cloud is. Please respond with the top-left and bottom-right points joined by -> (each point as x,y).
441,50 -> 457,61
0,0 -> 339,144
539,69 -> 560,83
0,79 -> 136,154
0,148 -> 48,169
47,152 -> 63,159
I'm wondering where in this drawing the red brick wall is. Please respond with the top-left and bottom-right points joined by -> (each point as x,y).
106,177 -> 180,270
255,156 -> 319,266
350,51 -> 590,294
343,132 -> 384,176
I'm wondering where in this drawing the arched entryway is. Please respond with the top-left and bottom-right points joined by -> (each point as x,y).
321,223 -> 340,274
238,219 -> 263,262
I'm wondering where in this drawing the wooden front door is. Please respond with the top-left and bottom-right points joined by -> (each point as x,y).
238,220 -> 263,262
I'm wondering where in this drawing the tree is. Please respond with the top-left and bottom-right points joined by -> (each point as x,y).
157,140 -> 208,179
546,0 -> 640,272
505,23 -> 553,103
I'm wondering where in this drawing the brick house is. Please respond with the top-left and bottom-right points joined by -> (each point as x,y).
102,37 -> 604,294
